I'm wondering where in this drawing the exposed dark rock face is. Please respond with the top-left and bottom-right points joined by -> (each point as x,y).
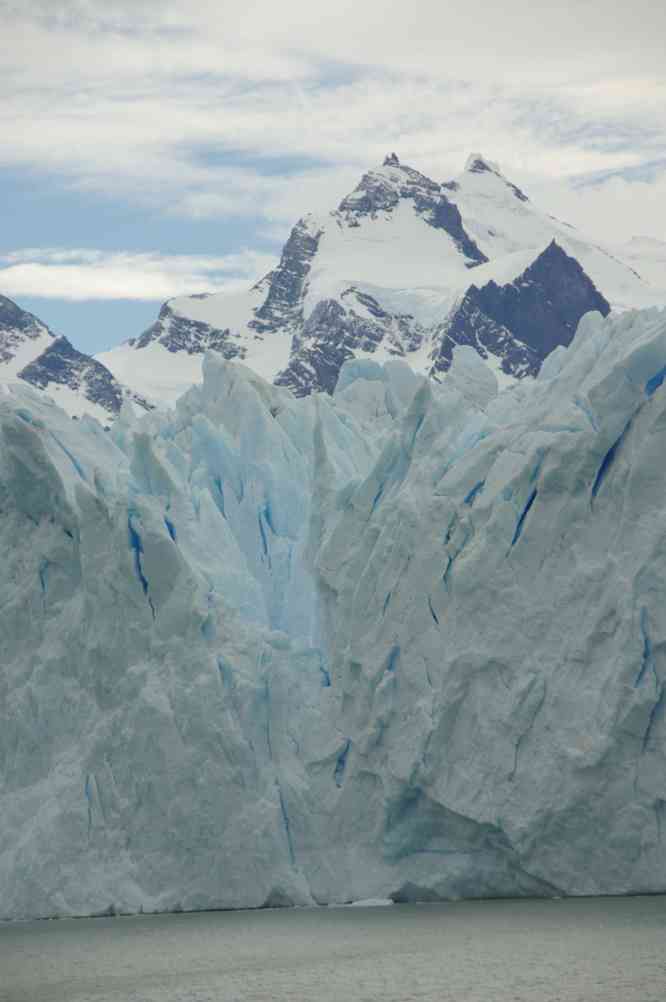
275,291 -> 424,396
337,162 -> 487,265
432,296 -> 541,379
134,218 -> 323,362
0,294 -> 147,417
475,241 -> 610,356
4,159 -> 615,417
425,197 -> 487,267
0,295 -> 53,363
135,302 -> 244,359
119,157 -> 621,404
466,156 -> 500,177
278,242 -> 609,394
431,241 -> 610,378
337,163 -> 436,219
249,218 -> 322,334
19,337 -> 128,415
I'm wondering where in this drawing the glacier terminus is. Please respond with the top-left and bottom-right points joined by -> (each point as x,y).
2,300 -> 666,919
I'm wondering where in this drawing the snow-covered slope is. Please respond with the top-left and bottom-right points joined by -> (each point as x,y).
97,282 -> 293,406
99,154 -> 666,406
444,155 -> 658,311
618,237 -> 666,288
3,304 -> 666,919
0,294 -> 145,423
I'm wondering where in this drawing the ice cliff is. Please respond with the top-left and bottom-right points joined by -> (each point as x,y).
2,305 -> 666,919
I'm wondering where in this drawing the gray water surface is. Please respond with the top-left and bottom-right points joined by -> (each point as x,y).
2,897 -> 666,1002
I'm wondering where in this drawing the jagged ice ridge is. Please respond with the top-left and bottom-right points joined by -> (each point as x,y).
2,304 -> 666,919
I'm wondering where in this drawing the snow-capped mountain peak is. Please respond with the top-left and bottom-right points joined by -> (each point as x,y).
337,155 -> 441,215
93,152 -> 666,409
457,153 -> 530,205
383,151 -> 401,166
464,152 -> 502,175
335,156 -> 487,266
4,152 -> 665,423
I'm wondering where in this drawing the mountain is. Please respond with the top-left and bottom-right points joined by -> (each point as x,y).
430,240 -> 610,377
6,155 -> 661,420
98,153 -> 666,405
0,294 -> 148,422
3,303 -> 666,919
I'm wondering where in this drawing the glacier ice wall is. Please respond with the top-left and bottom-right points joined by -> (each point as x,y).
2,309 -> 666,919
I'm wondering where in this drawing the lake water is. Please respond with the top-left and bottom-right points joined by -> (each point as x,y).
2,896 -> 666,1001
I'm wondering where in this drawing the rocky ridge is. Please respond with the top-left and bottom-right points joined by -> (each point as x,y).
0,294 -> 144,422
99,152 -> 663,407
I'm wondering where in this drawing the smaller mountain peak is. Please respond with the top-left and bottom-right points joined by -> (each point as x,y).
463,153 -> 530,202
465,153 -> 501,176
383,152 -> 400,167
542,239 -> 567,259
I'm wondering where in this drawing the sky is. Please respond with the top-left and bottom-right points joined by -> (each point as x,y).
1,0 -> 665,354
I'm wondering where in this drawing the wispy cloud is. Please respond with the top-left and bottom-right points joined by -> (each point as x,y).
0,248 -> 276,301
0,0 -> 664,241
529,172 -> 666,246
571,158 -> 666,189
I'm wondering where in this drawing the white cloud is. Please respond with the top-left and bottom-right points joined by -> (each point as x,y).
23,0 -> 658,87
0,248 -> 276,301
0,0 -> 664,243
517,172 -> 666,245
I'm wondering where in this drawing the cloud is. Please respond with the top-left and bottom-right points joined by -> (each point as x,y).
16,0 -> 659,86
0,0 -> 664,242
0,248 -> 276,301
526,172 -> 666,246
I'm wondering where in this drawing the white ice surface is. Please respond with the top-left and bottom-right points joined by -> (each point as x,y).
3,306 -> 666,920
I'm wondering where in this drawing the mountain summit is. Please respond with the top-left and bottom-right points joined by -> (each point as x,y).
3,153 -> 663,419
96,152 -> 663,408
463,153 -> 530,202
465,152 -> 501,174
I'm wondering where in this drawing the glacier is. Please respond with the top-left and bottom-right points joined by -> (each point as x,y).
2,305 -> 666,919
